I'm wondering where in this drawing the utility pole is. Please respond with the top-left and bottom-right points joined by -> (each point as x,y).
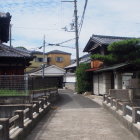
62,0 -> 79,67
74,0 -> 79,67
43,35 -> 46,62
9,24 -> 12,47
42,35 -> 46,78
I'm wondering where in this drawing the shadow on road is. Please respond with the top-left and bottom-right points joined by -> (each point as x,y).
54,90 -> 101,109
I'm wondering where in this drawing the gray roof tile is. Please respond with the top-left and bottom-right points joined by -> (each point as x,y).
0,43 -> 32,58
83,34 -> 139,52
91,34 -> 136,45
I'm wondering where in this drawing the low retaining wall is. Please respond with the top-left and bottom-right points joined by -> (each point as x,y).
103,94 -> 140,139
0,89 -> 59,140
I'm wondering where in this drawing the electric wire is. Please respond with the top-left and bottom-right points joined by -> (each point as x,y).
78,0 -> 88,37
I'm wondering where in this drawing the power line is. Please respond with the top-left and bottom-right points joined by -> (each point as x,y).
13,26 -> 61,31
79,0 -> 88,36
57,38 -> 75,45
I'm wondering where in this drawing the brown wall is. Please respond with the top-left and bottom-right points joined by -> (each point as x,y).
47,53 -> 71,68
26,53 -> 71,71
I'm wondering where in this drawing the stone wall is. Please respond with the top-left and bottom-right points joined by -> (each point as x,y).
65,82 -> 75,91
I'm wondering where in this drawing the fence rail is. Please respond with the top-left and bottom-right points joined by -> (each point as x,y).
0,88 -> 58,140
104,94 -> 140,123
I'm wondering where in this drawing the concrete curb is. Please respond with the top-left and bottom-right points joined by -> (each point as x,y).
103,102 -> 140,139
84,95 -> 103,106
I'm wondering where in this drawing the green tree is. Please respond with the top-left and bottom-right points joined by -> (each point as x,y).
91,39 -> 140,65
76,63 -> 92,94
15,46 -> 27,50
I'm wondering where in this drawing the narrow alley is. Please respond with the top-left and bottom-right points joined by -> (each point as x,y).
26,90 -> 137,140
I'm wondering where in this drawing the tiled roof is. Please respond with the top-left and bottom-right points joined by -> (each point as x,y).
45,50 -> 71,55
0,43 -> 33,58
31,50 -> 43,54
83,34 -> 139,52
91,34 -> 136,45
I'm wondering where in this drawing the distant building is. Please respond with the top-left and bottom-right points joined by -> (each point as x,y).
27,65 -> 66,88
64,54 -> 91,90
26,50 -> 71,72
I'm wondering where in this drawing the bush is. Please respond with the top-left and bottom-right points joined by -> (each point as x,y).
76,63 -> 92,94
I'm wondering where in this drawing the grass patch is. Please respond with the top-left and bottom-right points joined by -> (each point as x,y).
0,89 -> 28,96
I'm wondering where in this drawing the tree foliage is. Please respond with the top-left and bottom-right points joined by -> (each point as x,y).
15,46 -> 27,50
76,63 -> 92,94
91,39 -> 140,65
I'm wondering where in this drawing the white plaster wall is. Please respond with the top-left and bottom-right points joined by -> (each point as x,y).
122,73 -> 133,89
99,74 -> 104,95
65,76 -> 76,83
93,74 -> 99,95
102,72 -> 111,94
114,72 -> 122,89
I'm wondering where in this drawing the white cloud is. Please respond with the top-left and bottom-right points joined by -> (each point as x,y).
1,0 -> 140,59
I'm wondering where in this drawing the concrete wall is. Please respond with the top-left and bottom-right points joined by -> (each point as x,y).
65,75 -> 76,83
65,83 -> 75,91
122,73 -> 133,89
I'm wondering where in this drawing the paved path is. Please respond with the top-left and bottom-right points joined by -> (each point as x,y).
26,89 -> 138,140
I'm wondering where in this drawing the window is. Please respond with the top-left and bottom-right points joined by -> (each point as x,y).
35,57 -> 43,62
56,57 -> 63,62
47,57 -> 51,63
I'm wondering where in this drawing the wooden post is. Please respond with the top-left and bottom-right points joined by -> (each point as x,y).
132,107 -> 140,123
14,110 -> 24,128
0,118 -> 9,140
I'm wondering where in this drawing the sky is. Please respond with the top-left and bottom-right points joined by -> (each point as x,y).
1,0 -> 140,59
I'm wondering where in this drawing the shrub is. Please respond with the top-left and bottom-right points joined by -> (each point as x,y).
76,63 -> 92,94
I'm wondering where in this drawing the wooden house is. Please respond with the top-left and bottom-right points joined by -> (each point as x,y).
0,43 -> 33,75
84,34 -> 139,95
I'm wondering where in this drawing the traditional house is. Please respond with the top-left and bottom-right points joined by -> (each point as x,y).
84,34 -> 139,95
0,43 -> 34,75
0,12 -> 33,75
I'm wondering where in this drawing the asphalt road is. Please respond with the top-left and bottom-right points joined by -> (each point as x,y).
55,89 -> 101,109
26,89 -> 138,140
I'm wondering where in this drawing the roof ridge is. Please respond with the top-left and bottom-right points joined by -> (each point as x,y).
0,43 -> 32,57
92,34 -> 138,39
